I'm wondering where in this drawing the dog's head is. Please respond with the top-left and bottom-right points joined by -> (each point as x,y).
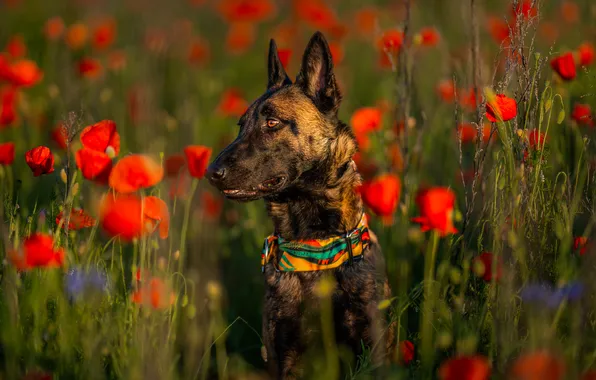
207,32 -> 352,202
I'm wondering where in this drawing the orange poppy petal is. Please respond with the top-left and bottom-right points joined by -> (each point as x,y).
109,154 -> 164,193
143,196 -> 170,239
80,120 -> 120,154
184,145 -> 212,179
99,193 -> 144,240
75,148 -> 113,184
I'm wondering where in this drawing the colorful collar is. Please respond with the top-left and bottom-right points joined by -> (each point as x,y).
261,214 -> 370,272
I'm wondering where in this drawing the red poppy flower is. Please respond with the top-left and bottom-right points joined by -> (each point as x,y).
164,154 -> 187,177
187,38 -> 210,66
225,22 -> 256,55
216,0 -> 276,23
460,88 -> 479,111
511,0 -> 537,20
574,236 -> 589,256
487,16 -> 510,45
571,104 -> 593,126
527,129 -> 547,148
473,252 -> 502,282
354,7 -> 378,37
550,53 -> 577,81
25,146 -> 54,176
329,42 -> 344,66
0,85 -> 17,127
92,18 -> 116,50
458,123 -> 493,144
578,43 -> 595,66
358,174 -> 401,217
351,107 -> 382,134
65,22 -> 88,50
0,142 -> 15,165
131,277 -> 175,309
411,187 -> 458,236
351,107 -> 382,151
44,16 -> 65,41
75,148 -> 113,184
439,355 -> 490,380
509,351 -> 566,380
56,208 -> 96,230
294,0 -> 338,31
486,94 -> 517,122
0,54 -> 11,80
99,193 -> 144,240
109,154 -> 164,193
5,35 -> 26,59
51,124 -> 68,149
217,88 -> 248,117
378,28 -> 403,53
10,233 -> 65,270
99,193 -> 168,241
437,80 -> 455,103
399,340 -> 415,365
416,27 -> 440,47
143,196 -> 170,239
561,1 -> 579,24
201,191 -> 224,220
80,120 -> 120,155
77,58 -> 103,79
184,145 -> 212,179
277,48 -> 292,69
7,60 -> 43,87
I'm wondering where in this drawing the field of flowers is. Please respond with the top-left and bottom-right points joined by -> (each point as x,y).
1,0 -> 596,379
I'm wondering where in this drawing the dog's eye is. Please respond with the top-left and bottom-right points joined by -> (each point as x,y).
266,119 -> 280,128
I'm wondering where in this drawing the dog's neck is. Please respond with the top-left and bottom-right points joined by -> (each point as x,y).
265,133 -> 363,241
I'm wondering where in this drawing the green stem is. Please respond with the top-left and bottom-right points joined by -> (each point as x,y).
420,231 -> 440,371
178,179 -> 198,278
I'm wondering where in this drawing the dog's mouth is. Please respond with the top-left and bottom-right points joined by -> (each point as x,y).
222,176 -> 287,201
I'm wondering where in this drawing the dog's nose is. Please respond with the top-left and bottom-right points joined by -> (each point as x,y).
207,164 -> 227,183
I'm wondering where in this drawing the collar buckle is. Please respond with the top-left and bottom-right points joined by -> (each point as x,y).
344,229 -> 356,266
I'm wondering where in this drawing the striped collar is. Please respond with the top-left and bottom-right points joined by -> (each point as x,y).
261,214 -> 370,272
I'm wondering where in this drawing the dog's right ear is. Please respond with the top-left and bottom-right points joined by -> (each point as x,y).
267,39 -> 292,90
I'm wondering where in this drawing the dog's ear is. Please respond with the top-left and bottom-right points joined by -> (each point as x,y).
267,39 -> 292,90
296,32 -> 341,114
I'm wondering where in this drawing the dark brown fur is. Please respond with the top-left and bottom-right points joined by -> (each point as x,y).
207,32 -> 394,379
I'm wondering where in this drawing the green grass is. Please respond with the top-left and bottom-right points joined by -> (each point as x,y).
1,0 -> 596,379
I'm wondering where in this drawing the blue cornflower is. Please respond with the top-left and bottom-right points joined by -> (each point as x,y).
520,281 -> 584,309
65,267 -> 109,300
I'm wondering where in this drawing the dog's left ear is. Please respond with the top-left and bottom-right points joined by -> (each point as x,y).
296,32 -> 341,114
267,39 -> 292,90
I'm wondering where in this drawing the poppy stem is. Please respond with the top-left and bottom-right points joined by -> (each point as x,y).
420,230 -> 440,372
178,178 -> 198,279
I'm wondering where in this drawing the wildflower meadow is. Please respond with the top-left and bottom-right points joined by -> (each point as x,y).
1,0 -> 596,379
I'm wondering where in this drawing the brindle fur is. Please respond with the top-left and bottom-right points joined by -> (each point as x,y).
207,32 -> 394,379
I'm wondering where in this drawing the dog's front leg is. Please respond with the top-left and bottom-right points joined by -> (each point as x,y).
263,315 -> 304,380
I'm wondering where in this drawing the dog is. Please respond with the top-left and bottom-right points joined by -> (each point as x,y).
207,32 -> 394,379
